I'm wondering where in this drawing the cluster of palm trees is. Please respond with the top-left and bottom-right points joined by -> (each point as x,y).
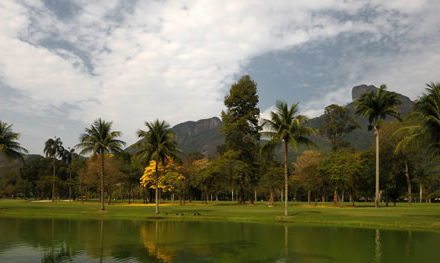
261,85 -> 400,214
74,119 -> 178,212
262,83 -> 439,214
43,137 -> 77,202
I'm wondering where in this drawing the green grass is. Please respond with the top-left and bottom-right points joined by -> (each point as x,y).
1,199 -> 439,231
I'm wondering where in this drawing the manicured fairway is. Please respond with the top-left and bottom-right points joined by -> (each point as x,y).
0,199 -> 439,231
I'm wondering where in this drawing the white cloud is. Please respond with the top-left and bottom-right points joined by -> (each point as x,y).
0,0 -> 439,152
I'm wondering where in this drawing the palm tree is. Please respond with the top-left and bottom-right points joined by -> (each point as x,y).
0,121 -> 28,161
136,120 -> 178,214
76,119 -> 125,211
62,147 -> 75,201
394,82 -> 440,203
355,84 -> 401,208
262,101 -> 315,216
415,82 -> 440,155
44,137 -> 64,202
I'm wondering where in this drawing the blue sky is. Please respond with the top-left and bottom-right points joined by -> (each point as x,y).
1,0 -> 439,153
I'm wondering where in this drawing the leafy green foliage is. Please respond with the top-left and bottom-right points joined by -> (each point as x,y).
0,121 -> 28,161
355,84 -> 402,130
321,104 -> 358,151
76,118 -> 125,210
221,75 -> 261,203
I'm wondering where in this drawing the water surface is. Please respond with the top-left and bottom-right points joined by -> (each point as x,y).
0,218 -> 439,262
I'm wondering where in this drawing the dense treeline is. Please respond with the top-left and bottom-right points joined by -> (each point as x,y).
1,77 -> 440,214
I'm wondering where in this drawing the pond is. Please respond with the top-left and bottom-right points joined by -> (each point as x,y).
0,217 -> 438,262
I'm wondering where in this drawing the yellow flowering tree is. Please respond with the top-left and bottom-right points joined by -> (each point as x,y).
140,159 -> 185,202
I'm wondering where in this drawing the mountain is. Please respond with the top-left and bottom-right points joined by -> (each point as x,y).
125,117 -> 223,157
0,152 -> 21,176
171,117 -> 223,156
1,85 -> 416,172
166,84 -> 415,156
308,84 -> 415,150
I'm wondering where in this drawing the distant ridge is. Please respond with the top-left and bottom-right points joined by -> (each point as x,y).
171,117 -> 223,157
1,85 -> 416,174
309,84 -> 415,150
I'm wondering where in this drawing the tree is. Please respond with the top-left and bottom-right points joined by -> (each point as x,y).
62,148 -> 75,201
85,154 -> 124,204
76,119 -> 125,210
221,75 -> 261,203
0,121 -> 28,161
320,104 -> 358,151
292,151 -> 322,204
259,142 -> 283,206
136,120 -> 178,214
384,119 -> 420,204
262,101 -> 315,216
395,82 -> 440,157
44,137 -> 64,202
140,159 -> 185,203
318,150 -> 363,206
355,85 -> 401,207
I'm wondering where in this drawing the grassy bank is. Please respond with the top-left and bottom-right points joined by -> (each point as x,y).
0,199 -> 439,231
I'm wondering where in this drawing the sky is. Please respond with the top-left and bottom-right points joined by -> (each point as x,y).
1,0 -> 439,154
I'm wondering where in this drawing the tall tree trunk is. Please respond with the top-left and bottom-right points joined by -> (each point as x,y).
419,184 -> 423,203
100,154 -> 105,211
333,188 -> 338,206
374,127 -> 380,208
231,188 -> 234,202
283,141 -> 289,216
80,175 -> 84,203
269,188 -> 274,207
68,165 -> 72,201
155,161 -> 159,214
52,157 -> 56,202
307,190 -> 311,205
404,160 -> 412,204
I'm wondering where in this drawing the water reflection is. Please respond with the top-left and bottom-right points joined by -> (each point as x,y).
374,228 -> 381,263
0,218 -> 439,262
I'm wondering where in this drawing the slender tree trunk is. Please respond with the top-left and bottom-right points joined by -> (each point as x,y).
374,127 -> 380,208
254,188 -> 257,203
333,188 -> 338,206
100,154 -> 105,211
419,184 -> 423,203
52,157 -> 56,202
269,188 -> 274,207
231,188 -> 234,202
404,160 -> 412,204
307,190 -> 311,205
155,161 -> 159,214
68,165 -> 72,201
283,141 -> 289,216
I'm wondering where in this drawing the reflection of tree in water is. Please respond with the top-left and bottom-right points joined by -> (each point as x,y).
140,221 -> 176,262
41,243 -> 73,263
374,228 -> 382,263
138,221 -> 259,262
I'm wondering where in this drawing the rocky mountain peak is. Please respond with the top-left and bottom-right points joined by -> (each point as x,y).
172,117 -> 221,137
351,84 -> 378,100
